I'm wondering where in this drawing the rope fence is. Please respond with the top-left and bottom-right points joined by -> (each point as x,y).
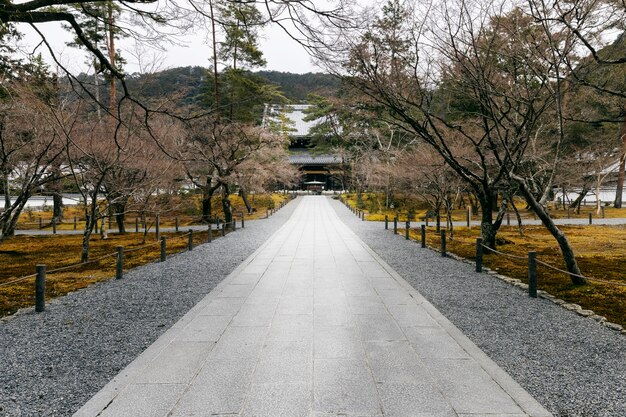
1,198 -> 291,313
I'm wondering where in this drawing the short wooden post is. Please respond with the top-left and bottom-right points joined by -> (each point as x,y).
506,212 -> 510,226
35,265 -> 46,313
188,229 -> 193,251
425,214 -> 429,227
175,216 -> 179,232
393,217 -> 398,234
405,221 -> 410,240
466,208 -> 470,228
528,251 -> 537,298
116,247 -> 124,279
207,224 -> 212,242
567,207 -> 570,219
266,209 -> 269,219
221,223 -> 226,237
160,237 -> 167,262
440,230 -> 446,257
421,225 -> 426,248
52,218 -> 57,234
241,212 -> 245,228
39,216 -> 42,229
155,213 -> 160,240
475,238 -> 483,273
233,218 -> 237,231
601,206 -> 605,219
74,216 -> 77,230
362,211 -> 365,221
135,217 -> 139,233
385,215 -> 389,230
588,212 -> 592,225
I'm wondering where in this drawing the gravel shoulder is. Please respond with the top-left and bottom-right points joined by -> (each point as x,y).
330,197 -> 626,417
0,198 -> 300,417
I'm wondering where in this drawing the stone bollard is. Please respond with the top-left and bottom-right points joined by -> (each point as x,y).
421,225 -> 426,248
160,237 -> 167,262
116,247 -> 124,279
188,229 -> 194,251
35,265 -> 46,313
393,217 -> 398,235
221,223 -> 226,237
385,215 -> 389,230
528,251 -> 537,298
475,238 -> 483,273
208,224 -> 212,243
241,212 -> 245,229
405,221 -> 410,240
175,216 -> 179,232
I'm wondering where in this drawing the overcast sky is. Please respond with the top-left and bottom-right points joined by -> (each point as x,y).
16,15 -> 321,76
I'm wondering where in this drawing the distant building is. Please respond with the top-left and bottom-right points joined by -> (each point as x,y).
263,104 -> 345,191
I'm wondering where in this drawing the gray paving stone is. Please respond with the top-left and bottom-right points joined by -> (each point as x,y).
314,325 -> 365,359
98,383 -> 186,417
267,314 -> 314,342
404,327 -> 471,359
355,314 -> 406,341
199,297 -> 246,316
365,340 -> 430,383
424,359 -> 525,414
387,304 -> 440,328
134,341 -> 213,384
241,383 -> 311,417
169,358 -> 256,416
178,314 -> 232,342
218,283 -> 255,298
210,326 -> 268,358
231,303 -> 277,327
253,341 -> 312,384
277,296 -> 314,315
378,382 -> 457,417
314,382 -> 382,415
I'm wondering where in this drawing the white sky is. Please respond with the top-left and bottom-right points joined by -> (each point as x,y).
15,14 -> 320,76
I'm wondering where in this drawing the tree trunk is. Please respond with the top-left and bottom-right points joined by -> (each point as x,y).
114,201 -> 126,233
53,193 -> 64,223
221,183 -> 233,228
479,193 -> 497,249
240,187 -> 252,214
569,187 -> 589,209
514,176 -> 585,285
613,113 -> 626,208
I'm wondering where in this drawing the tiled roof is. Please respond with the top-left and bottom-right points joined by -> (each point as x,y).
289,152 -> 343,165
265,104 -> 319,137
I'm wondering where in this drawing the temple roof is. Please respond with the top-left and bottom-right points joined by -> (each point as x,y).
289,152 -> 343,165
265,104 -> 319,137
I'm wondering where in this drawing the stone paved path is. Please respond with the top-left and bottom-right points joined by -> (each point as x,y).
74,196 -> 552,417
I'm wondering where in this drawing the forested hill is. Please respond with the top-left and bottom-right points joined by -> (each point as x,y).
124,67 -> 340,105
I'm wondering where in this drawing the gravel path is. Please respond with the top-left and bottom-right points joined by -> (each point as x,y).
0,199 -> 300,417
330,198 -> 626,417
